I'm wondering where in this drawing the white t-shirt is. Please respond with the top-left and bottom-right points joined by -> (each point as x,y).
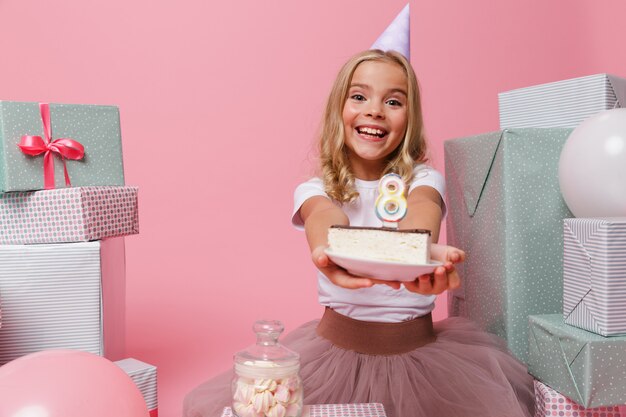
292,164 -> 446,323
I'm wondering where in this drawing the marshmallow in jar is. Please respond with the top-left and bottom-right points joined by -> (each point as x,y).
232,320 -> 303,417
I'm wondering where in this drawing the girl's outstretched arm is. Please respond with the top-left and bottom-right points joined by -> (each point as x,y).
397,185 -> 465,295
300,196 -> 377,290
403,243 -> 464,295
398,185 -> 444,242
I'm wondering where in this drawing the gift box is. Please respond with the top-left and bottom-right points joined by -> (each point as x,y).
0,186 -> 139,244
534,379 -> 625,417
528,314 -> 626,408
221,403 -> 387,417
116,358 -> 158,417
0,238 -> 126,365
499,74 -> 626,129
563,218 -> 626,336
445,128 -> 573,364
0,101 -> 125,192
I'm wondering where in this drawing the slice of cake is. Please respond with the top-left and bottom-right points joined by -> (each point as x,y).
327,225 -> 431,264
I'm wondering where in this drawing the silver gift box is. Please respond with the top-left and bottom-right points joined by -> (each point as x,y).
0,239 -> 126,364
499,74 -> 626,129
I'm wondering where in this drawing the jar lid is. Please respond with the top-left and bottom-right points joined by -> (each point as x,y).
234,320 -> 300,377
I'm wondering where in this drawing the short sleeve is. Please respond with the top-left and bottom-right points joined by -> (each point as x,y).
292,177 -> 328,230
408,165 -> 447,218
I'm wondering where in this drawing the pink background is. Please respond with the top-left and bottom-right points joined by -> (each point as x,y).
1,1 -> 626,416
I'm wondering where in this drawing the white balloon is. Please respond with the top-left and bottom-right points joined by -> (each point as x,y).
559,108 -> 626,217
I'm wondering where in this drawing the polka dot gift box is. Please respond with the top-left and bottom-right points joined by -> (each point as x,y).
221,403 -> 387,417
528,314 -> 626,408
445,128 -> 573,364
0,186 -> 138,245
534,379 -> 626,417
0,101 -> 125,193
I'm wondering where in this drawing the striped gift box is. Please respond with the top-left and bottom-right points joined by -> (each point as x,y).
116,358 -> 158,417
221,403 -> 387,417
534,379 -> 625,417
498,74 -> 626,129
563,218 -> 626,336
0,239 -> 126,365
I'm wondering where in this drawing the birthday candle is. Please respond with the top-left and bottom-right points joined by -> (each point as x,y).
375,173 -> 408,228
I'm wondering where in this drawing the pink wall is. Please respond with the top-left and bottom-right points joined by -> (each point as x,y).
2,1 -> 626,416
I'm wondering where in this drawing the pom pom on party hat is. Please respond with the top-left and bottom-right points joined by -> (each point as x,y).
371,4 -> 410,60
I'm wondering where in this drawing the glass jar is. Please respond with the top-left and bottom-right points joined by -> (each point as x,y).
232,320 -> 303,417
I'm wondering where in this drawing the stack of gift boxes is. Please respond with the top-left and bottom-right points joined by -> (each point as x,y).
0,101 -> 157,416
445,74 -> 626,416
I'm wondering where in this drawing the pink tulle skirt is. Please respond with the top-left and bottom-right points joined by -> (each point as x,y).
183,315 -> 534,417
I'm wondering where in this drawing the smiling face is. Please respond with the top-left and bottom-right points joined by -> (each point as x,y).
342,60 -> 409,180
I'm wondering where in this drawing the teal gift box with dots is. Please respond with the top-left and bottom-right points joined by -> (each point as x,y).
445,128 -> 573,365
528,314 -> 626,408
0,101 -> 125,193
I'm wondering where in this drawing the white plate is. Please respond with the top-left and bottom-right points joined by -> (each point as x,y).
324,249 -> 443,282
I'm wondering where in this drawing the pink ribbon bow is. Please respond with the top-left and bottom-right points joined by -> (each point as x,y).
18,103 -> 85,189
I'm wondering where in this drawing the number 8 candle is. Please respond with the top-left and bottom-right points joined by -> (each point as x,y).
375,173 -> 408,228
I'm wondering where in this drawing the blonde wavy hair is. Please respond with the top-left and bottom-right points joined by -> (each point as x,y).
318,49 -> 428,203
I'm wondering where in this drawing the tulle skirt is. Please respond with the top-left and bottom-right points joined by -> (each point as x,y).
183,313 -> 534,417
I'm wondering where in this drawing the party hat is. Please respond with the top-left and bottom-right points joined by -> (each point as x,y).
371,4 -> 410,60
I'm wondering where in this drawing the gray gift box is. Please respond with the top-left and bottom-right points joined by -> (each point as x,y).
0,239 -> 126,364
0,101 -> 125,192
445,128 -> 573,363
116,358 -> 158,414
563,217 -> 626,336
529,314 -> 626,408
499,74 -> 626,129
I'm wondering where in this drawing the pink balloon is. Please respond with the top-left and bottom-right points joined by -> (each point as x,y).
0,350 -> 149,417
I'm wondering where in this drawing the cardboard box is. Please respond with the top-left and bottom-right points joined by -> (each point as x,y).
499,74 -> 626,128
445,128 -> 573,363
0,101 -> 125,192
528,314 -> 626,408
0,239 -> 126,364
0,186 -> 139,244
116,358 -> 158,417
534,379 -> 625,417
564,218 -> 626,336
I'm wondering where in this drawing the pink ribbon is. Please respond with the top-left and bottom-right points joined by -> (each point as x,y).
18,103 -> 85,189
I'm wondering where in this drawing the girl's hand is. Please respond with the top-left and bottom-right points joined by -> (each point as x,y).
403,243 -> 465,295
311,246 -> 404,290
311,246 -> 383,290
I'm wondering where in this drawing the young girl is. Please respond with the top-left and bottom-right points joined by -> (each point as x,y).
184,49 -> 534,417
